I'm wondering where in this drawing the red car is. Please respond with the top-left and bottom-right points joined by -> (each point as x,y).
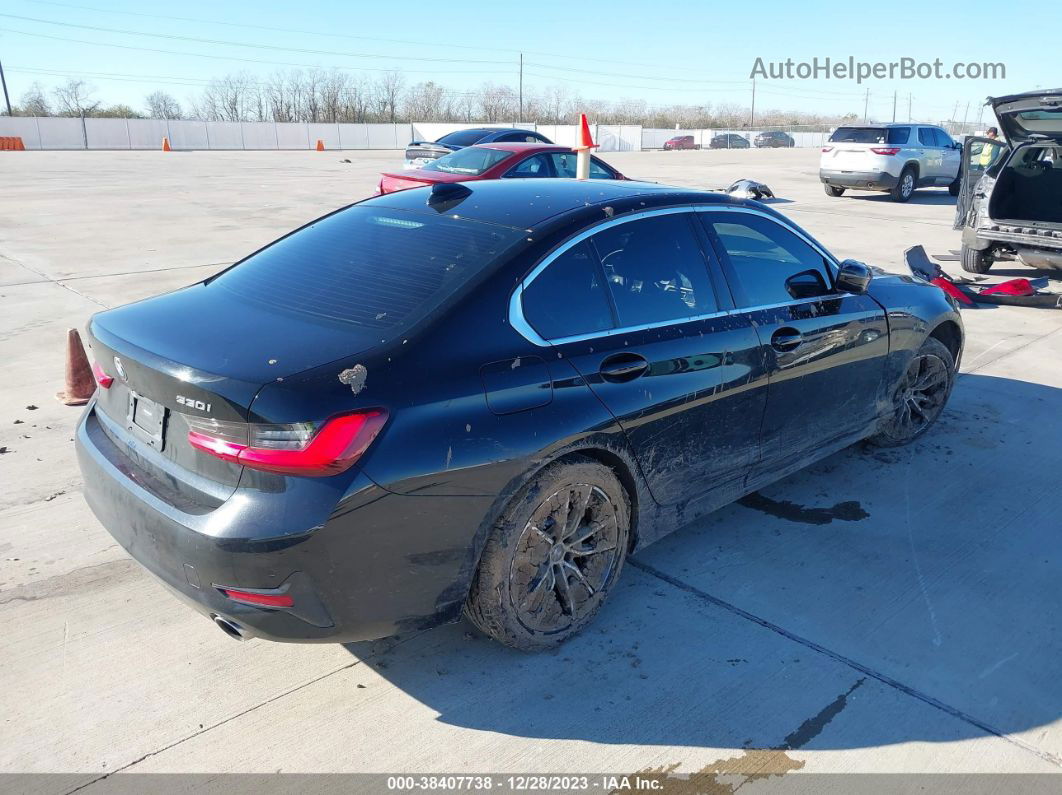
663,135 -> 700,150
377,143 -> 627,194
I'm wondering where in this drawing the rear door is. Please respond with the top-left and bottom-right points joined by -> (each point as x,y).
699,209 -> 889,482
953,136 -> 1009,229
515,208 -> 768,511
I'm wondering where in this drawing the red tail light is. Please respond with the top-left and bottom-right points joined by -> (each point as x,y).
821,146 -> 834,153
871,147 -> 900,156
187,410 -> 387,477
218,588 -> 294,608
92,360 -> 113,389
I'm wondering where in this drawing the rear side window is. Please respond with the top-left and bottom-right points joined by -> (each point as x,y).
887,127 -> 911,144
436,129 -> 489,146
705,213 -> 831,307
549,152 -> 615,179
829,127 -> 888,144
497,132 -> 541,143
522,242 -> 612,339
211,207 -> 525,330
590,213 -> 716,326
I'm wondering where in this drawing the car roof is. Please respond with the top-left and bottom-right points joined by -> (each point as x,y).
360,178 -> 765,231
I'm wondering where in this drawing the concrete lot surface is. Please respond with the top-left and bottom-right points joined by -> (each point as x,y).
1,149 -> 1061,790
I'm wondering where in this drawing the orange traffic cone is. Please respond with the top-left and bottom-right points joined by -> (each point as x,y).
57,328 -> 96,406
161,137 -> 172,152
315,139 -> 325,152
576,114 -> 597,150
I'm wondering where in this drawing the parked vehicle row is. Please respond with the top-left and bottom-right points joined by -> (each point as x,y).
663,132 -> 795,150
820,123 -> 962,202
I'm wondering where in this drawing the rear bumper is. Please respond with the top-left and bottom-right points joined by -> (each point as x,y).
76,402 -> 493,643
820,169 -> 899,190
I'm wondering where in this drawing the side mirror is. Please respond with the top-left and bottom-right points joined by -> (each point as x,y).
836,259 -> 872,294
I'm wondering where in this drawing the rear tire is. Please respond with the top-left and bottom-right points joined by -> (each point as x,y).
868,337 -> 955,447
960,244 -> 993,274
824,184 -> 846,197
948,178 -> 961,196
464,457 -> 630,651
890,166 -> 916,202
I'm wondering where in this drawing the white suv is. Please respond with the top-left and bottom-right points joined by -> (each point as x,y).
820,124 -> 962,202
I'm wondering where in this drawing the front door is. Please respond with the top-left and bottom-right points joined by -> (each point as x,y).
699,209 -> 889,483
516,209 -> 768,514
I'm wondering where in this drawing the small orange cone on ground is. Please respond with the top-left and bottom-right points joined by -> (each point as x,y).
161,137 -> 171,151
57,328 -> 96,406
315,139 -> 325,151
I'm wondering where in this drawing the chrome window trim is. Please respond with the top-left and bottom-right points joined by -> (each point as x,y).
508,204 -> 842,348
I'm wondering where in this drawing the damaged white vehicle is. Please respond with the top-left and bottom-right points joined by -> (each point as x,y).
955,89 -> 1062,273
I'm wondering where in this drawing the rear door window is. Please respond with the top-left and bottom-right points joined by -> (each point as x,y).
703,213 -> 832,307
589,213 -> 716,326
521,241 -> 613,339
918,127 -> 936,146
887,127 -> 911,145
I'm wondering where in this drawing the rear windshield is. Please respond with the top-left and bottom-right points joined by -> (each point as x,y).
209,207 -> 525,329
829,126 -> 910,144
421,147 -> 513,175
436,129 -> 491,146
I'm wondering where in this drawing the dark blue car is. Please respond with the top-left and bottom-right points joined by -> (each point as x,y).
403,127 -> 552,169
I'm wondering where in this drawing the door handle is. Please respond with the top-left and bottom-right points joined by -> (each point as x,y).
771,328 -> 803,352
599,353 -> 649,383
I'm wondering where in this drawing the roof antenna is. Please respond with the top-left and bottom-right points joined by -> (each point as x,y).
427,182 -> 473,212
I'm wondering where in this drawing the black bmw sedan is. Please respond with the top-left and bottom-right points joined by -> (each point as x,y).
76,179 -> 963,651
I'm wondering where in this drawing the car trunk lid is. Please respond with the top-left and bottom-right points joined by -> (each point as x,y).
991,90 -> 1062,143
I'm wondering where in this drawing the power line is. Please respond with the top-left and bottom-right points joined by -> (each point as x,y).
0,12 -> 511,64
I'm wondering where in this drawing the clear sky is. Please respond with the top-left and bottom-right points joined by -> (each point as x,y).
0,0 -> 1052,122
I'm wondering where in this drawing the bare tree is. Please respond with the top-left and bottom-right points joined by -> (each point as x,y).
477,83 -> 516,123
146,91 -> 181,120
19,82 -> 51,116
373,72 -> 404,123
53,79 -> 99,117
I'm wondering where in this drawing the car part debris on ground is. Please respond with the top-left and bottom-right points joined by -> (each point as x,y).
905,245 -> 1062,309
726,179 -> 775,200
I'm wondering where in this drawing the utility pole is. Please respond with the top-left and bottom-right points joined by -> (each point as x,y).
518,53 -> 523,123
892,90 -> 897,123
750,78 -> 756,128
863,88 -> 870,122
960,101 -> 970,135
0,57 -> 12,116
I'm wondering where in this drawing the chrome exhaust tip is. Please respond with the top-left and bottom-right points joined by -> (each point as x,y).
212,615 -> 246,641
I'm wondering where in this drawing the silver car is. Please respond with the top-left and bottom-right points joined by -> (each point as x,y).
820,123 -> 962,202
954,89 -> 1062,273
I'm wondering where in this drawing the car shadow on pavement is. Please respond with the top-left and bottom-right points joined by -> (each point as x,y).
343,373 -> 1061,756
849,192 -> 957,206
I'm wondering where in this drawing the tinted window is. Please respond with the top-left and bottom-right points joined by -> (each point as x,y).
887,126 -> 911,145
548,152 -> 615,179
421,147 -> 513,175
522,241 -> 612,339
590,214 -> 715,326
918,127 -> 935,146
830,127 -> 888,144
436,129 -> 491,146
708,214 -> 831,307
498,132 -> 541,143
933,128 -> 954,148
211,207 -> 525,329
506,153 -> 552,177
